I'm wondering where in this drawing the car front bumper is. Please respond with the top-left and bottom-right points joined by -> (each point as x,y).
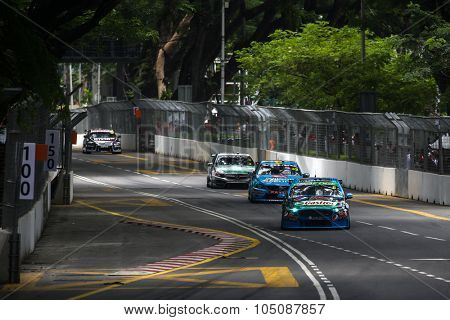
85,143 -> 121,152
212,175 -> 251,186
281,211 -> 350,229
249,187 -> 288,202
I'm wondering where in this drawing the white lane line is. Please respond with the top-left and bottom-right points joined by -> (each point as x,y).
410,258 -> 450,261
276,231 -> 450,285
355,219 -> 446,243
425,236 -> 446,242
401,231 -> 419,236
74,174 -> 332,300
355,221 -> 373,226
378,226 -> 396,231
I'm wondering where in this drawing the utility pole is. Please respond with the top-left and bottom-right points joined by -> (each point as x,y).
69,64 -> 73,107
97,64 -> 101,104
361,0 -> 366,63
78,64 -> 82,106
220,0 -> 228,104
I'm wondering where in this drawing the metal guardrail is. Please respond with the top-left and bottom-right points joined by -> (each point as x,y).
80,100 -> 450,175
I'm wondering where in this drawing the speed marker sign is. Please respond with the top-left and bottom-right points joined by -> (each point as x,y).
20,143 -> 36,200
45,130 -> 60,171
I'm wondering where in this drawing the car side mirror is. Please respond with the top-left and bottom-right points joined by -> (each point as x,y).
117,135 -> 122,139
346,193 -> 353,199
83,135 -> 87,138
207,162 -> 213,166
303,173 -> 310,178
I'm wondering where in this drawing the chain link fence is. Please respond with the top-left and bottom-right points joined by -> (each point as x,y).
81,100 -> 450,175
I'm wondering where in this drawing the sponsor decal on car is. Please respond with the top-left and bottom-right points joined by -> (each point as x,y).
263,177 -> 290,183
301,200 -> 337,206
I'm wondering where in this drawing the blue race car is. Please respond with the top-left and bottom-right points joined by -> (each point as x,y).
248,160 -> 309,202
281,178 -> 352,229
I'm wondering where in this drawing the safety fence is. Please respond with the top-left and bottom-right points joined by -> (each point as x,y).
79,100 -> 450,175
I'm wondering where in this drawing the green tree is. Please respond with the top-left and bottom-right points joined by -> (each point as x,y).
237,22 -> 437,114
0,0 -> 122,123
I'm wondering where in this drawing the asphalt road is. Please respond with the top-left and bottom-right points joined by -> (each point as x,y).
2,151 -> 449,300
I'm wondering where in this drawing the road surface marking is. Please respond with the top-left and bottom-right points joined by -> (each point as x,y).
275,231 -> 450,288
72,174 -> 333,300
401,231 -> 419,236
352,199 -> 450,221
424,236 -> 446,242
69,198 -> 259,300
151,267 -> 299,288
356,221 -> 446,242
378,226 -> 396,231
410,258 -> 450,261
355,221 -> 373,226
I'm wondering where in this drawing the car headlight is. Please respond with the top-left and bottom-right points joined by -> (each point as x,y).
253,183 -> 266,189
213,171 -> 225,178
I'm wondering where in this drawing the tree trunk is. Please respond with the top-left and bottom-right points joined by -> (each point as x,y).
155,14 -> 194,99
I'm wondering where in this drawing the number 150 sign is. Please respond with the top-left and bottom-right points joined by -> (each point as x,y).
45,130 -> 60,171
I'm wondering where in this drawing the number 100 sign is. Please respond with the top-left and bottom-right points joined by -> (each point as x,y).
20,143 -> 35,200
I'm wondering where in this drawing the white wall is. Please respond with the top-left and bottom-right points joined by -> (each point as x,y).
264,150 -> 398,196
408,170 -> 450,205
16,172 -> 57,261
155,135 -> 449,206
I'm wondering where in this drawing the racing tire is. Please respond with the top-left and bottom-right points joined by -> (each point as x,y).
248,192 -> 256,203
206,177 -> 211,188
343,221 -> 351,230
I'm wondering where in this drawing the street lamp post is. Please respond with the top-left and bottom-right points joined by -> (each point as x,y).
220,1 -> 229,105
361,0 -> 366,63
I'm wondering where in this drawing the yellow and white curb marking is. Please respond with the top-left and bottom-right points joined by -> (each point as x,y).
113,219 -> 255,276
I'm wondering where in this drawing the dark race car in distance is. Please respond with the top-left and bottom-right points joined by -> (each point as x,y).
248,160 -> 309,202
82,129 -> 122,154
281,178 -> 352,229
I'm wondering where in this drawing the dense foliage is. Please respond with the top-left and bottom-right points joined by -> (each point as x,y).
237,22 -> 438,114
1,0 -> 449,117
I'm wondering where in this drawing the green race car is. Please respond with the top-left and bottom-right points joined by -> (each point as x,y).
281,178 -> 352,229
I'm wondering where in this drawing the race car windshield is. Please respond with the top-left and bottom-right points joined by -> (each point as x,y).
91,132 -> 116,139
291,184 -> 343,198
217,156 -> 254,166
258,164 -> 300,175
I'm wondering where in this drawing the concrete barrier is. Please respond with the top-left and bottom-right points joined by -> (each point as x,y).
1,171 -> 57,283
407,170 -> 450,205
17,185 -> 51,261
155,135 -> 449,206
